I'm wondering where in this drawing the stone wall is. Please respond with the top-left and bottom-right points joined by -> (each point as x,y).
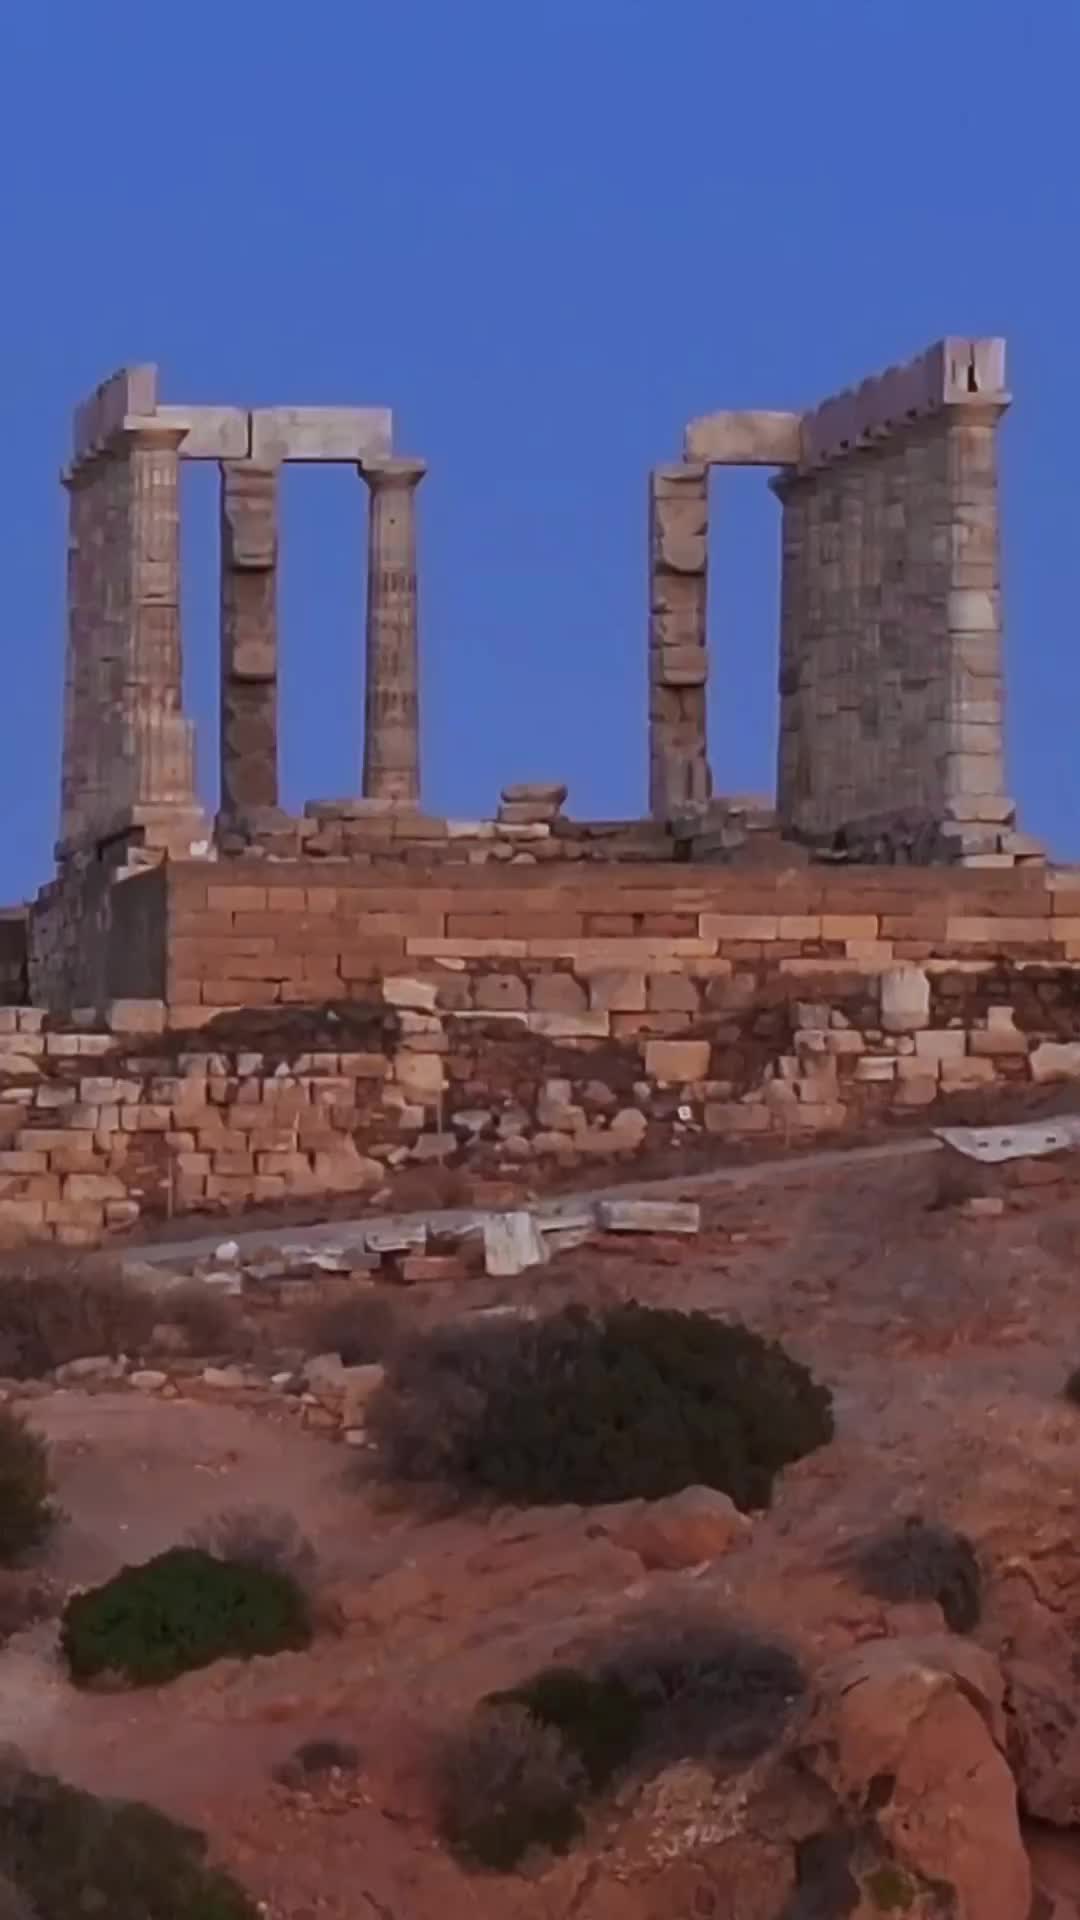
774,339 -> 1012,858
7,864 -> 1080,1243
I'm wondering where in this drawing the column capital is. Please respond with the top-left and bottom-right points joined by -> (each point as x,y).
359,456 -> 427,491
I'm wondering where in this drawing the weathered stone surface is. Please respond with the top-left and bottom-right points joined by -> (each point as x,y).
881,967 -> 931,1033
608,1485 -> 750,1568
360,459 -> 425,804
596,1198 -> 700,1235
249,406 -> 392,464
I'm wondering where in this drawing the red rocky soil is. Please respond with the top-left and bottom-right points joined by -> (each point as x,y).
5,1145 -> 1080,1915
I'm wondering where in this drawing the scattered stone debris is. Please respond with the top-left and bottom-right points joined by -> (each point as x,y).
482,1210 -> 550,1277
936,1120 -> 1080,1164
595,1198 -> 702,1235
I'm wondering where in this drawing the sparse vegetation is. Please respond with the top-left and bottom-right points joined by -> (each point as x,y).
488,1667 -> 644,1791
450,1617 -> 805,1871
187,1506 -> 318,1596
154,1281 -> 242,1358
849,1517 -> 982,1633
0,1255 -> 154,1379
0,1410 -> 55,1565
0,1758 -> 258,1918
436,1702 -> 586,1871
298,1293 -> 399,1365
272,1738 -> 360,1788
0,1572 -> 58,1645
370,1303 -> 833,1510
61,1545 -> 312,1687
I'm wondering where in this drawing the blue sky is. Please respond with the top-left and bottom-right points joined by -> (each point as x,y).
1,2 -> 1077,897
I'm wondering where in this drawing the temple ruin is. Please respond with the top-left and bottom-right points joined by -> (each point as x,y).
28,335 -> 1039,1013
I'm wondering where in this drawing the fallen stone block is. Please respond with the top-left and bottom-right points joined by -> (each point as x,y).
483,1210 -> 549,1277
595,1198 -> 701,1235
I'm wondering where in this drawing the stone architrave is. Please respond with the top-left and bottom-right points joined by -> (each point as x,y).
359,458 -> 426,804
219,462 -> 279,815
648,464 -> 711,819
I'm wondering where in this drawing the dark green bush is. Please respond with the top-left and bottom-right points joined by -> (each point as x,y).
0,1759 -> 257,1919
0,1410 -> 55,1566
0,1256 -> 154,1379
849,1517 -> 982,1633
453,1617 -> 805,1872
61,1545 -> 312,1687
436,1703 -> 586,1871
601,1617 -> 806,1763
371,1304 -> 833,1509
487,1666 -> 644,1791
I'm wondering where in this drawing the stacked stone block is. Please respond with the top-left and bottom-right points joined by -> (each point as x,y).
7,864 -> 1080,1241
220,462 -> 280,817
774,338 -> 1013,858
648,465 -> 710,816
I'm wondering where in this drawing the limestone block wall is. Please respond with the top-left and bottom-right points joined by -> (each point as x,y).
8,865 -> 1080,1243
775,339 -> 1011,856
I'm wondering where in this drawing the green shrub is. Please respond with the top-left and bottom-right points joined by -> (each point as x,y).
370,1304 -> 833,1509
454,1617 -> 804,1872
601,1617 -> 806,1763
849,1517 -> 982,1633
488,1666 -> 644,1790
61,1546 -> 312,1687
0,1759 -> 257,1918
0,1410 -> 55,1565
0,1256 -> 154,1379
436,1703 -> 586,1871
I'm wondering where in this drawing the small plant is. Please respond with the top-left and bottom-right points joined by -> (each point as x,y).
436,1702 -> 586,1871
0,1759 -> 257,1918
0,1255 -> 154,1379
487,1666 -> 644,1790
370,1303 -> 833,1510
61,1545 -> 312,1687
155,1282 -> 242,1358
187,1506 -> 318,1595
272,1737 -> 360,1788
849,1517 -> 982,1633
0,1410 -> 55,1565
0,1571 -> 59,1644
299,1293 -> 399,1366
602,1617 -> 806,1763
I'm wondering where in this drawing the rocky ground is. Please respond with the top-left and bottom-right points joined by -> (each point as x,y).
4,1142 -> 1080,1915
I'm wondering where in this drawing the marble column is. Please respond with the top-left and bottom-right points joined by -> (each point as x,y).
219,462 -> 279,815
116,422 -> 199,815
359,458 -> 425,804
938,400 -> 1011,830
648,464 -> 711,819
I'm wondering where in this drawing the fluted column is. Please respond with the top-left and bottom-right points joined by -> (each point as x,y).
359,457 -> 425,803
117,421 -> 199,813
219,462 -> 279,815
